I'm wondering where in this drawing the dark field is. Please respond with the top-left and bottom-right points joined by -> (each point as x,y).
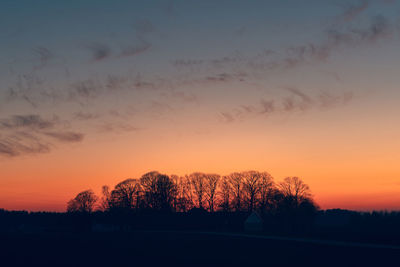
0,231 -> 399,267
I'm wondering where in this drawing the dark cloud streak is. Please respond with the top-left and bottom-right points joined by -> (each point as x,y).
119,42 -> 151,57
44,131 -> 84,142
220,89 -> 353,123
0,114 -> 84,158
0,134 -> 51,157
0,114 -> 56,131
73,111 -> 100,121
87,43 -> 111,61
171,14 -> 396,79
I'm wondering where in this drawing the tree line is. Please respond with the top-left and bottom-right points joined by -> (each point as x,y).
67,171 -> 318,215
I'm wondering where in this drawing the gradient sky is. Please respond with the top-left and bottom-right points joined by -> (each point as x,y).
1,0 -> 400,211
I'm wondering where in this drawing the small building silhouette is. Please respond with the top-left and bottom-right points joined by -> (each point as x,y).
244,212 -> 263,232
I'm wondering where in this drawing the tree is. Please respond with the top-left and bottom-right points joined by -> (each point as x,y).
219,176 -> 231,212
109,178 -> 140,210
172,175 -> 193,212
242,171 -> 263,212
152,174 -> 177,211
263,188 -> 285,212
140,171 -> 160,209
189,172 -> 207,209
67,190 -> 98,213
170,174 -> 180,211
278,176 -> 312,207
204,174 -> 220,212
140,171 -> 177,211
140,171 -> 160,192
99,185 -> 111,211
228,172 -> 244,211
257,172 -> 275,213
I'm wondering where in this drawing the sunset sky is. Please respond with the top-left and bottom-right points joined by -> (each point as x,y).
1,0 -> 399,212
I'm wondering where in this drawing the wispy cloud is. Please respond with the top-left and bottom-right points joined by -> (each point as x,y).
115,19 -> 155,58
69,79 -> 102,103
119,42 -> 151,57
87,43 -> 112,61
43,131 -> 84,143
336,0 -> 369,23
0,114 -> 84,157
220,112 -> 235,123
327,15 -> 393,45
169,91 -> 198,103
259,99 -> 275,114
1,7 -> 396,139
164,0 -> 177,17
150,100 -> 174,115
73,111 -> 100,121
205,72 -> 247,83
0,114 -> 57,131
5,11 -> 393,111
171,59 -> 204,69
220,89 -> 353,123
6,74 -> 44,108
171,14 -> 396,79
96,122 -> 140,133
32,46 -> 52,69
0,133 -> 51,157
133,19 -> 155,38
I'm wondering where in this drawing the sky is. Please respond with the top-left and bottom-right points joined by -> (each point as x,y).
0,0 -> 400,212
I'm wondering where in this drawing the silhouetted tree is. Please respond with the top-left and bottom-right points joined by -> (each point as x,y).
189,172 -> 207,209
63,170 -> 322,235
257,172 -> 275,213
140,171 -> 161,209
153,174 -> 177,211
228,172 -> 244,211
204,174 -> 220,212
278,177 -> 311,207
109,179 -> 140,210
99,185 -> 111,211
170,175 -> 180,211
139,171 -> 178,211
242,171 -> 263,212
219,176 -> 231,212
67,190 -> 98,213
260,188 -> 283,213
298,198 -> 319,215
173,175 -> 193,212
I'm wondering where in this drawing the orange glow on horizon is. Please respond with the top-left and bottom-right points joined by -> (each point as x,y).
1,120 -> 399,212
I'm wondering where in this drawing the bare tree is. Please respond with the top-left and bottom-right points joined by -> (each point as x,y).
219,176 -> 231,212
257,172 -> 275,213
99,185 -> 111,211
278,176 -> 311,206
140,171 -> 177,211
153,174 -> 177,211
189,172 -> 207,209
172,175 -> 193,212
140,171 -> 160,209
204,174 -> 220,212
140,171 -> 160,191
110,178 -> 140,210
170,174 -> 180,211
242,171 -> 263,212
228,172 -> 244,211
67,190 -> 98,213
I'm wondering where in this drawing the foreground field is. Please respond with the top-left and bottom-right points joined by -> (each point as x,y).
0,231 -> 399,266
